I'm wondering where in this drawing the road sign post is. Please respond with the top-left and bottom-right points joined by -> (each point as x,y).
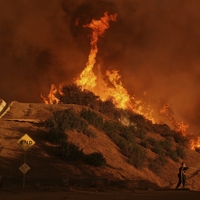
19,163 -> 30,188
17,134 -> 35,189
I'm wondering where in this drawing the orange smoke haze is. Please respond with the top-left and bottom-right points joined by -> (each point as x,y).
0,0 -> 200,139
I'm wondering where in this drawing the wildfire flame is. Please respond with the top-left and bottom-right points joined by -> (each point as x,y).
159,104 -> 189,136
41,12 -> 200,150
40,84 -> 60,104
41,12 -> 156,123
75,12 -> 117,91
73,12 -> 155,122
190,136 -> 200,151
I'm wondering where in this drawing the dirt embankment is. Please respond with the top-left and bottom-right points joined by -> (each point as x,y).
0,101 -> 200,191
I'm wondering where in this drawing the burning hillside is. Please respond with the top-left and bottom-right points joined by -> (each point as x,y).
0,1 -> 200,150
1,0 -> 200,193
41,10 -> 200,151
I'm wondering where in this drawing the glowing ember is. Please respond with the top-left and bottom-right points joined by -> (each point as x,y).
190,136 -> 200,151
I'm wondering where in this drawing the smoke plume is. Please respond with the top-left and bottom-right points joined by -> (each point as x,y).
0,0 -> 200,135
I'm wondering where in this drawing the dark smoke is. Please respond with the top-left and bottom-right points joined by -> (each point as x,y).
0,0 -> 200,135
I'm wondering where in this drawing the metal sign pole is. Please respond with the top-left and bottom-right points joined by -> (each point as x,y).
23,151 -> 27,189
24,150 -> 27,163
23,172 -> 25,189
17,134 -> 35,189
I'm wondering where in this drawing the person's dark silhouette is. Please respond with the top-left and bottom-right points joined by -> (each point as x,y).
176,162 -> 189,188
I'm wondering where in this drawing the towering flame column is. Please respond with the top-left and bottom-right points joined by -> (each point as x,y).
75,12 -> 117,91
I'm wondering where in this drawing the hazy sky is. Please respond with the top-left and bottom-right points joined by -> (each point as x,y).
0,0 -> 200,136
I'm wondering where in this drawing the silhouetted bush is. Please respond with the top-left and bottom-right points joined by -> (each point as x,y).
151,141 -> 165,155
60,84 -> 100,109
103,120 -> 134,154
99,99 -> 119,120
168,150 -> 179,162
176,146 -> 186,159
146,137 -> 156,146
195,147 -> 200,153
128,144 -> 147,169
102,120 -> 122,136
119,125 -> 135,142
140,139 -> 151,149
173,133 -> 189,147
128,111 -> 147,129
135,128 -> 147,139
117,138 -> 134,156
80,108 -> 104,130
44,109 -> 89,142
102,119 -> 146,168
152,124 -> 172,136
55,142 -> 84,161
160,139 -> 172,152
47,130 -> 67,144
85,152 -> 106,167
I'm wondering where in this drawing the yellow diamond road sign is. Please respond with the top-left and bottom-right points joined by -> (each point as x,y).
17,134 -> 36,151
19,163 -> 30,174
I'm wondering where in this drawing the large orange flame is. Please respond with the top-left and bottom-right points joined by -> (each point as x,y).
41,12 -> 200,150
75,12 -> 117,91
74,12 -> 154,122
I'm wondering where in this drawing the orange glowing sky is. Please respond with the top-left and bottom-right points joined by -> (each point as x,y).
0,0 -> 200,137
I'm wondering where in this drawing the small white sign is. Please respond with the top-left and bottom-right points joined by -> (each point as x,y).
17,134 -> 36,151
19,163 -> 30,174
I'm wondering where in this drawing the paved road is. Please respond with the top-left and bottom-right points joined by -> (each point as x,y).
1,189 -> 200,200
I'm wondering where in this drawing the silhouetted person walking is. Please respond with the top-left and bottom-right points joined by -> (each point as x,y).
176,162 -> 189,188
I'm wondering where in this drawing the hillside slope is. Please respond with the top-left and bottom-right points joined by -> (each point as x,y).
0,101 -> 200,190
